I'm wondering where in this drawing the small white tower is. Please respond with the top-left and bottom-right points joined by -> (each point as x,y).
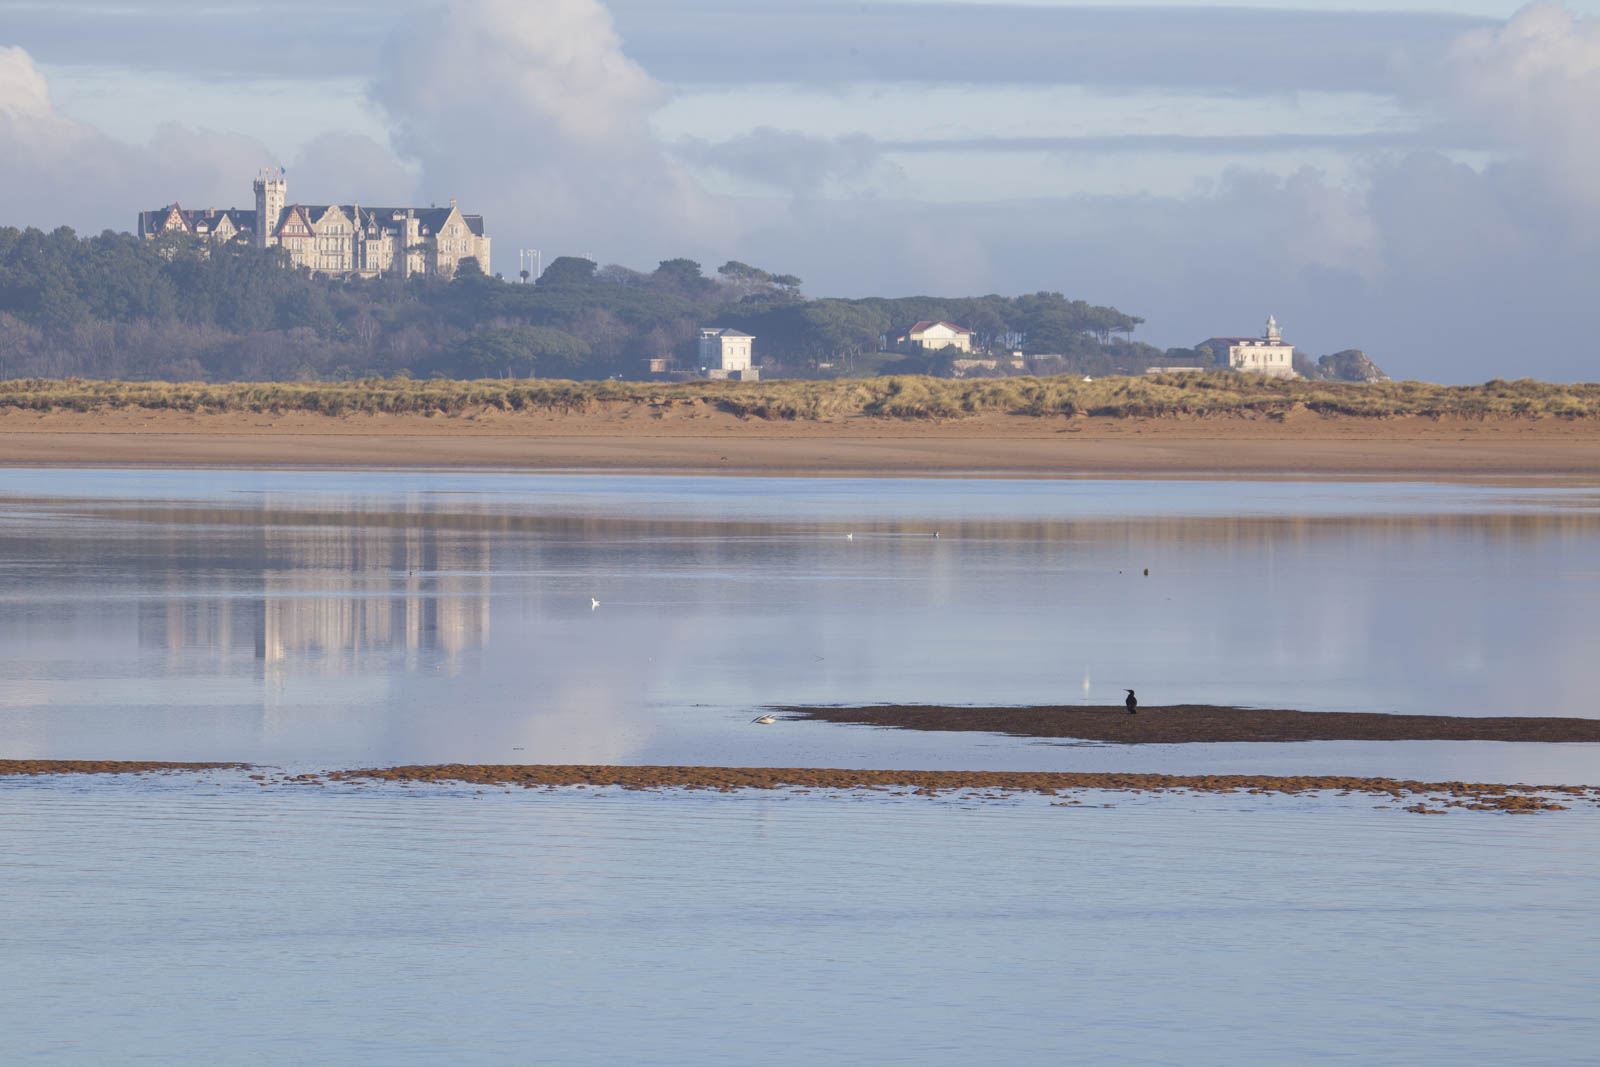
1264,313 -> 1282,343
252,169 -> 286,248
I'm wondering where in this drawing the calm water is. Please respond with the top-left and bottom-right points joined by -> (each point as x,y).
3,469 -> 1599,1063
3,779 -> 1598,1065
1,470 -> 1598,778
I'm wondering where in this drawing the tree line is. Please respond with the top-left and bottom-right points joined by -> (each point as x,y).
0,225 -> 1149,381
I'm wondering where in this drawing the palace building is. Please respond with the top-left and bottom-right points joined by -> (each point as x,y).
137,170 -> 490,280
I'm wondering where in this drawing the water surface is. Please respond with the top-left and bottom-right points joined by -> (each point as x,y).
2,470 -> 1598,779
4,469 -> 1599,1064
3,778 -> 1597,1065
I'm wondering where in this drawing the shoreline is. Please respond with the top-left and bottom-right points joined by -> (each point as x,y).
3,408 -> 1600,478
3,761 -> 1595,813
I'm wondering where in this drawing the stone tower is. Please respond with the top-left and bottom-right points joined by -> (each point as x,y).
1264,313 -> 1282,342
252,169 -> 286,248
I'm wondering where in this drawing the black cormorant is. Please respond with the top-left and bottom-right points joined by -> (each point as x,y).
1124,689 -> 1138,715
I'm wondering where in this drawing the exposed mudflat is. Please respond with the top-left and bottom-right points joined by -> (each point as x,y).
4,760 -> 1596,813
325,764 -> 1599,813
778,704 -> 1600,743
0,760 -> 244,776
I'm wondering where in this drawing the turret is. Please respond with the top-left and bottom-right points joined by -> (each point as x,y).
252,169 -> 287,248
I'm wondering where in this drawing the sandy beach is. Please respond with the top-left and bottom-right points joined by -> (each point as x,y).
3,406 -> 1600,477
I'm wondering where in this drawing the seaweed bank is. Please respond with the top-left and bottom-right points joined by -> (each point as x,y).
6,761 -> 1596,813
327,765 -> 1596,814
0,760 -> 244,775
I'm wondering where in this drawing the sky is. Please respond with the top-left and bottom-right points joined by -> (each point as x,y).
4,1 -> 1600,381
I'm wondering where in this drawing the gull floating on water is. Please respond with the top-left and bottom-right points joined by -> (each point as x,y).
751,713 -> 777,725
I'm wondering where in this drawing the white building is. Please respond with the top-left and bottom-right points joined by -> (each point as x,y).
897,320 -> 973,354
1201,315 -> 1297,379
698,328 -> 759,380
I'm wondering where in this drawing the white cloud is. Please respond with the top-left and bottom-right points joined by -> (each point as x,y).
1447,3 -> 1600,216
0,45 -> 56,122
370,0 -> 718,265
0,45 -> 279,231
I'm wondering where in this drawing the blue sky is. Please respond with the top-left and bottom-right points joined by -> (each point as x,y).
4,1 -> 1600,381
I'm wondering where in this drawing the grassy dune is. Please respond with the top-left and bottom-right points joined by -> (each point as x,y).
2,374 -> 1598,420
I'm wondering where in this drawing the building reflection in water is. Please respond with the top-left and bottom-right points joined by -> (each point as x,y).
138,504 -> 492,673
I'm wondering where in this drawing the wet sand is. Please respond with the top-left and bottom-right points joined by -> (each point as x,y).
0,760 -> 244,775
325,765 -> 1596,813
779,705 -> 1600,743
4,760 -> 1594,812
3,407 -> 1600,478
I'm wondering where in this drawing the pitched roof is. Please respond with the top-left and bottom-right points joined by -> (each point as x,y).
274,204 -> 316,237
906,320 -> 972,335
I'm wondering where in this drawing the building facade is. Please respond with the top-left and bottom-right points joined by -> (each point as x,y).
698,328 -> 759,380
897,320 -> 973,354
1201,315 -> 1297,378
137,170 -> 490,280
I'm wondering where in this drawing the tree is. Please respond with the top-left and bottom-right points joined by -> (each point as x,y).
649,258 -> 714,299
801,300 -> 890,371
537,256 -> 598,287
436,325 -> 591,379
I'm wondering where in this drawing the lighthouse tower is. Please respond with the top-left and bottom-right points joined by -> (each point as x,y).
1264,313 -> 1282,343
252,169 -> 286,248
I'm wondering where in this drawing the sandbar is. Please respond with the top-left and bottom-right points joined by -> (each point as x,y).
3,407 -> 1600,479
780,704 -> 1600,743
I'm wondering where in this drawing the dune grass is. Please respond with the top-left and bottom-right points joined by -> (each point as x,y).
1,374 -> 1598,420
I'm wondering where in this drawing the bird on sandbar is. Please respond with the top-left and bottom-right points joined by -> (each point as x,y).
751,713 -> 777,725
1124,689 -> 1138,715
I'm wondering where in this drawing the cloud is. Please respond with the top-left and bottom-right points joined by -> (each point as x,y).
2,1 -> 423,80
611,3 -> 1490,95
288,132 -> 419,206
370,0 -> 717,266
0,44 -> 55,121
670,127 -> 897,197
0,44 -> 412,233
0,46 -> 275,231
9,2 -> 1492,99
1446,3 -> 1600,218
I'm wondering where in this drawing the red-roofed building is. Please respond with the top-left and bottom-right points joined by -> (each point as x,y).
896,321 -> 973,354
